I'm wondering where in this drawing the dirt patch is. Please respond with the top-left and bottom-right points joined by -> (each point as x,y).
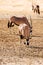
0,18 -> 43,65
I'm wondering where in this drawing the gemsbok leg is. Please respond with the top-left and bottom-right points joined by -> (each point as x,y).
26,38 -> 29,45
8,21 -> 10,28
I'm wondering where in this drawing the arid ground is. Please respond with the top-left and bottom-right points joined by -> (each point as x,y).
0,0 -> 43,65
0,15 -> 43,65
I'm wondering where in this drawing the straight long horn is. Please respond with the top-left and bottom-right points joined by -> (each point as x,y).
30,16 -> 32,29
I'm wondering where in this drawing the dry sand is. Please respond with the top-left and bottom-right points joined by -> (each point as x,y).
0,0 -> 43,65
0,16 -> 43,65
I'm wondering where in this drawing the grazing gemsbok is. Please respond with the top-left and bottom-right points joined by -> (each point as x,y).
32,4 -> 40,14
18,23 -> 30,45
8,16 -> 32,45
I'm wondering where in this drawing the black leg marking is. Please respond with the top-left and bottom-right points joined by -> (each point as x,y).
8,21 -> 10,28
26,39 -> 29,45
20,35 -> 24,39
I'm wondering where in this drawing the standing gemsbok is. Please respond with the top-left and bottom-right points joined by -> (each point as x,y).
18,23 -> 30,45
32,4 -> 40,14
8,16 -> 32,45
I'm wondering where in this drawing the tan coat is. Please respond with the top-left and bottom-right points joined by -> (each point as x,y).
18,23 -> 30,39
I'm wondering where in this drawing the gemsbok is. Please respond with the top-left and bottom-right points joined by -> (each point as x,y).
18,23 -> 30,45
32,4 -> 40,14
8,16 -> 32,45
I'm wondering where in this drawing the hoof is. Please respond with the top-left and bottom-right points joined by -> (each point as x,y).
30,30 -> 32,33
27,42 -> 29,45
20,35 -> 24,39
24,42 -> 26,44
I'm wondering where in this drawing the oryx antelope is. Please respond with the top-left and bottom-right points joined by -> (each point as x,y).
8,16 -> 32,45
18,23 -> 30,45
32,4 -> 40,14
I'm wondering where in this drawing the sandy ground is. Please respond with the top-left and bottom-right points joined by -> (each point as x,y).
0,15 -> 43,65
0,0 -> 43,65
